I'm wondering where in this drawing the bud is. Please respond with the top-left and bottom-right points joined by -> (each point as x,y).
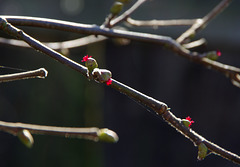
98,128 -> 119,143
92,68 -> 112,83
110,2 -> 123,16
197,142 -> 208,160
85,57 -> 98,72
205,51 -> 221,61
17,129 -> 34,148
182,119 -> 191,128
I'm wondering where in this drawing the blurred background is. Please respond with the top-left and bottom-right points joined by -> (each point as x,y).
0,0 -> 240,167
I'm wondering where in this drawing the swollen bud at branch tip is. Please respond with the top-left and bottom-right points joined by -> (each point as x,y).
197,142 -> 208,161
110,2 -> 123,16
98,128 -> 119,143
17,129 -> 34,148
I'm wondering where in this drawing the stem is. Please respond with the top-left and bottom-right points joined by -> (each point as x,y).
126,17 -> 198,27
0,35 -> 107,49
0,120 -> 99,142
0,68 -> 47,82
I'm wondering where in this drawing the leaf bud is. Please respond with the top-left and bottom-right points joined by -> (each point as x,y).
110,2 -> 123,16
197,142 -> 208,160
17,129 -> 34,148
98,128 -> 119,143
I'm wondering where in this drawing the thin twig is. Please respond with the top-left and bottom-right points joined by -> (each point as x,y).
0,16 -> 239,164
126,17 -> 198,27
0,120 -> 118,142
109,0 -> 147,27
0,68 -> 48,83
177,0 -> 232,43
1,15 -> 239,87
0,35 -> 107,49
182,38 -> 206,49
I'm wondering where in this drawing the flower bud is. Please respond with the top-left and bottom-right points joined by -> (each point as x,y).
92,68 -> 112,83
110,2 -> 123,16
17,129 -> 34,148
85,57 -> 98,73
205,51 -> 221,61
197,142 -> 208,160
181,119 -> 191,128
98,128 -> 119,143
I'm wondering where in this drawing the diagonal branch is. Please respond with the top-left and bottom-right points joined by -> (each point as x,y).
177,0 -> 232,43
0,16 -> 239,164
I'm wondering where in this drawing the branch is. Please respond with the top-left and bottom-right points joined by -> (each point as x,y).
0,16 -> 239,164
1,15 -> 239,87
126,17 -> 198,27
0,35 -> 107,49
0,68 -> 48,82
109,79 -> 240,164
177,0 -> 232,43
0,120 -> 118,143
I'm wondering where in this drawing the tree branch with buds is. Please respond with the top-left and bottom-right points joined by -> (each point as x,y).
0,0 -> 239,165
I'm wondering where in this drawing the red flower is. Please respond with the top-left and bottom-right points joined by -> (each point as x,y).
186,116 -> 194,127
81,55 -> 92,62
106,78 -> 112,86
216,50 -> 221,57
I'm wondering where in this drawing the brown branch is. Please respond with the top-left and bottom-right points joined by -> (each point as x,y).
126,17 -> 198,27
182,38 -> 206,49
0,68 -> 48,83
0,16 -> 239,164
177,0 -> 232,43
0,120 -> 118,142
0,35 -> 107,49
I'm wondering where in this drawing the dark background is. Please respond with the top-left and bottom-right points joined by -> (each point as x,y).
0,0 -> 240,167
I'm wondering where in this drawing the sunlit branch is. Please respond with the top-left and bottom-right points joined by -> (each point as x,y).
0,35 -> 107,49
126,17 -> 198,27
0,68 -> 47,83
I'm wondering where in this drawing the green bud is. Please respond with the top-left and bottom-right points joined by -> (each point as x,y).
197,143 -> 208,160
181,119 -> 191,128
17,129 -> 34,148
110,2 -> 123,15
205,51 -> 219,61
92,68 -> 112,83
98,128 -> 119,143
85,57 -> 98,73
